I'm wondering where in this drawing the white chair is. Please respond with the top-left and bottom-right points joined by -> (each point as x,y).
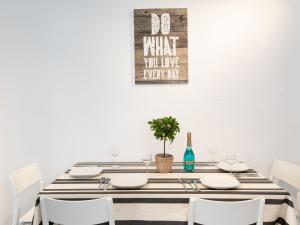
188,197 -> 265,225
9,163 -> 43,225
270,159 -> 300,189
270,159 -> 300,220
40,197 -> 115,225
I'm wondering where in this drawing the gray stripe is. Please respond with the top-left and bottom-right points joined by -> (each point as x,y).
43,188 -> 283,191
52,179 -> 272,184
56,178 -> 266,182
66,169 -> 257,173
74,162 -> 214,168
39,190 -> 290,195
46,197 -> 293,207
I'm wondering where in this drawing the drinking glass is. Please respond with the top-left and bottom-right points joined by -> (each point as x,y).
209,146 -> 218,166
110,146 -> 119,168
225,151 -> 236,176
142,153 -> 152,174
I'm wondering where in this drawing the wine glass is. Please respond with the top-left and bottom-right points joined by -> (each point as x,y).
225,151 -> 236,176
209,146 -> 218,166
142,152 -> 152,175
110,146 -> 119,168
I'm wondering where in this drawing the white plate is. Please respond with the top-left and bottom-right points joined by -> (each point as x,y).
110,174 -> 148,189
201,174 -> 240,189
217,162 -> 250,172
69,167 -> 103,178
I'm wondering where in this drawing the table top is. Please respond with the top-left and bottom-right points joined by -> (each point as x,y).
36,162 -> 297,225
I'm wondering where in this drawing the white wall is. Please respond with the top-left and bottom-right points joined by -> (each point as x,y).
0,0 -> 300,224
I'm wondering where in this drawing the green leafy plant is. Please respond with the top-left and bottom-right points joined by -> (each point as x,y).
148,116 -> 180,157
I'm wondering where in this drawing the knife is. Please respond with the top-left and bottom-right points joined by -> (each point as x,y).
179,178 -> 187,191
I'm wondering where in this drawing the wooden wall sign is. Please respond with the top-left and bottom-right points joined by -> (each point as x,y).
134,8 -> 188,84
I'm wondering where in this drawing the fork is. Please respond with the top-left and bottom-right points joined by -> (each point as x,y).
193,180 -> 200,192
103,178 -> 111,191
99,177 -> 106,189
185,179 -> 196,191
179,178 -> 187,191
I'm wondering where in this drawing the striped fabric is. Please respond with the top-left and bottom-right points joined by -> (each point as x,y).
33,162 -> 298,225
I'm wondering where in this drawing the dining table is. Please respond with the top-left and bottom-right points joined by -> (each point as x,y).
33,162 -> 298,225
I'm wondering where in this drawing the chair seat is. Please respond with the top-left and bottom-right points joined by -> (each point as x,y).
19,207 -> 34,224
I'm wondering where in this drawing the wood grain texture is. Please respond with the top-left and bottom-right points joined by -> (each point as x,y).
134,32 -> 188,49
135,48 -> 188,65
134,8 -> 188,84
134,8 -> 187,16
134,15 -> 188,33
135,64 -> 188,81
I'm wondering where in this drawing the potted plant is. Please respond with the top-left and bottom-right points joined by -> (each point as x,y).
148,116 -> 180,173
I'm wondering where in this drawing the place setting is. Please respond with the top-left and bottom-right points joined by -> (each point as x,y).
199,150 -> 254,190
201,174 -> 240,190
69,166 -> 103,178
70,152 -> 153,191
217,151 -> 259,178
109,173 -> 148,189
97,175 -> 148,191
105,152 -> 153,190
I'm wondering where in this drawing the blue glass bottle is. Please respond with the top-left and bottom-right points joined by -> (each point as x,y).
184,132 -> 195,172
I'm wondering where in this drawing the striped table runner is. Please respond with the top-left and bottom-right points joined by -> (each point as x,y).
33,162 -> 298,225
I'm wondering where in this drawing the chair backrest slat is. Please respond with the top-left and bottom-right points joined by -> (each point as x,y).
188,197 -> 265,225
10,163 -> 42,195
40,197 -> 115,225
270,160 -> 300,189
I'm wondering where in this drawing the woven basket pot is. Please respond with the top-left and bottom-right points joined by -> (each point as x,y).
155,153 -> 174,173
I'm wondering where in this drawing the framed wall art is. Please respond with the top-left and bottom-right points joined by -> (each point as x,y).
134,8 -> 188,84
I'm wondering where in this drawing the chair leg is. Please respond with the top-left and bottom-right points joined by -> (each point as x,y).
187,198 -> 196,225
12,198 -> 20,225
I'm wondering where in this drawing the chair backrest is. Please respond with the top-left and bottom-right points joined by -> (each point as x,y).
10,163 -> 43,225
10,163 -> 42,196
270,159 -> 300,189
188,197 -> 265,225
40,197 -> 115,225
